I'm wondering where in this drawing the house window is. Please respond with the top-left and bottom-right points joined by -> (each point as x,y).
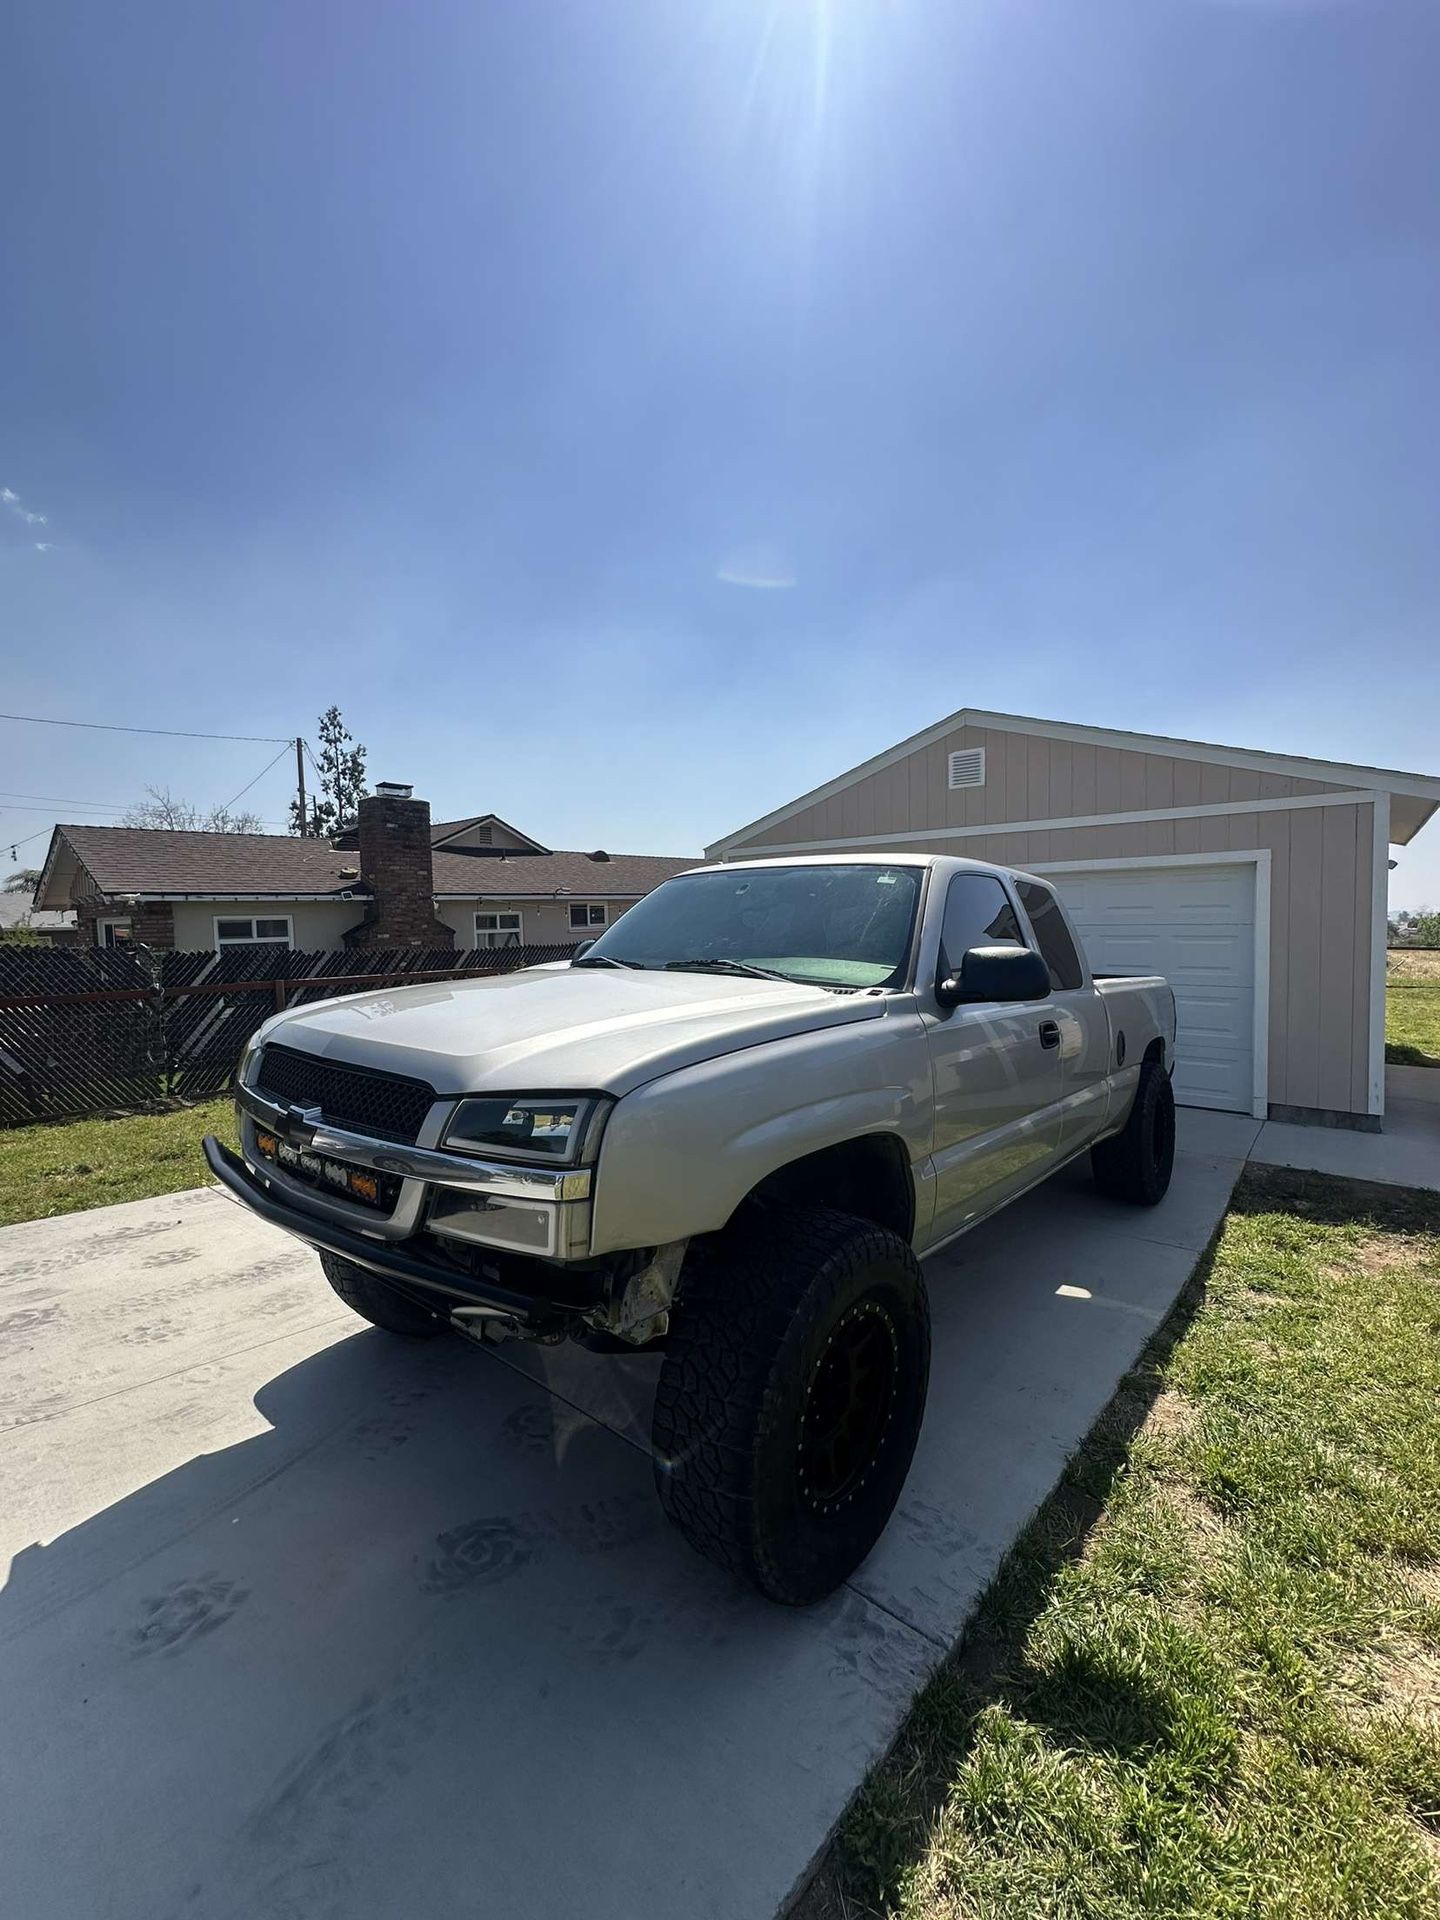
476,911 -> 523,950
569,903 -> 607,931
95,918 -> 133,948
214,915 -> 294,950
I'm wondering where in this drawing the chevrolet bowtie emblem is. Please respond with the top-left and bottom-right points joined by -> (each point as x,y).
283,1103 -> 323,1142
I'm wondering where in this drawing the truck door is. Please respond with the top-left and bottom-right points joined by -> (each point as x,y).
924,871 -> 1065,1244
1016,878 -> 1112,1153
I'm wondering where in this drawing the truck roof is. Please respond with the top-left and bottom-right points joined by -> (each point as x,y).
682,851 -> 1035,879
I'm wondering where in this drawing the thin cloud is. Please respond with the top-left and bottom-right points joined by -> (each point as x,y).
716,542 -> 797,590
34,541 -> 54,553
2,486 -> 48,528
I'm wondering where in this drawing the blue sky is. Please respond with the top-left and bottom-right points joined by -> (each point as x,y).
3,0 -> 1438,903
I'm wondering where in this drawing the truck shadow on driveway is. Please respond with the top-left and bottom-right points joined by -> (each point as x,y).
0,1132 -> 1242,1920
0,1320 -> 930,1920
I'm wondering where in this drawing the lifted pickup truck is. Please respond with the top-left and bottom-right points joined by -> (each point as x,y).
206,854 -> 1176,1603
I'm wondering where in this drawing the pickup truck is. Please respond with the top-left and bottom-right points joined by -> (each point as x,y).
205,854 -> 1176,1604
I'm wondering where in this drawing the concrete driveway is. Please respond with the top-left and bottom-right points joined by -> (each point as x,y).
0,1110 -> 1255,1920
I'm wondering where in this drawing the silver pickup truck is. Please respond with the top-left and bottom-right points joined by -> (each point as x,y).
206,854 -> 1176,1603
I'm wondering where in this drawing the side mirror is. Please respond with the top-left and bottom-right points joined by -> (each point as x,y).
936,944 -> 1051,1008
571,939 -> 595,961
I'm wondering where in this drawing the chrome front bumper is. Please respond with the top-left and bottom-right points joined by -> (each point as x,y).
202,1136 -> 599,1322
233,1083 -> 595,1261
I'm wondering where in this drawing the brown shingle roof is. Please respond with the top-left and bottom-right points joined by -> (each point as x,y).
46,825 -> 693,902
51,827 -> 366,898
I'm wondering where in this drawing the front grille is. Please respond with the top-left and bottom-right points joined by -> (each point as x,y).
255,1043 -> 437,1144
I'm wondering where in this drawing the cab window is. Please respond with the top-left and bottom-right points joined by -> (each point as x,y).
1017,881 -> 1084,991
937,874 -> 1026,982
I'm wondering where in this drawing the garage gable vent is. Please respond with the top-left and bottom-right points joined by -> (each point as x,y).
948,747 -> 986,790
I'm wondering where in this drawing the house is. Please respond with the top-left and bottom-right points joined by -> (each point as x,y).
0,892 -> 77,944
708,709 -> 1440,1130
35,784 -> 693,955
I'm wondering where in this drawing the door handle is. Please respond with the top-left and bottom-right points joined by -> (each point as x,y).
1038,1019 -> 1061,1050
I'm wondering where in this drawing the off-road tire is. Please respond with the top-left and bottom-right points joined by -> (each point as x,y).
319,1251 -> 444,1337
1091,1059 -> 1176,1206
652,1207 -> 930,1605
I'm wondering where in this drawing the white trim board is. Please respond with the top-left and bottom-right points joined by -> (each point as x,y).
707,706 -> 1440,855
1032,850 -> 1273,1123
434,891 -> 644,902
1368,791 -> 1390,1116
138,891 -> 364,903
716,787 -> 1378,858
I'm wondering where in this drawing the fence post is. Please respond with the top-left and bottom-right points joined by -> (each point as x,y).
135,941 -> 170,1103
274,980 -> 290,1015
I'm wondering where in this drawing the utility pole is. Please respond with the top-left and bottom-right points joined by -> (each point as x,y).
295,737 -> 308,836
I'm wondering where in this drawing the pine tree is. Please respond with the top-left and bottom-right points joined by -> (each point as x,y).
291,706 -> 369,837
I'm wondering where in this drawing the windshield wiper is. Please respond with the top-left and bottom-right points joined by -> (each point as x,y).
664,958 -> 798,984
571,954 -> 647,969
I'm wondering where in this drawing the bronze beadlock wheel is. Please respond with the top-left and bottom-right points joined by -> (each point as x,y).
797,1298 -> 900,1517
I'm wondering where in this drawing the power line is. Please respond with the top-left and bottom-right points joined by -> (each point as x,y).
1,737 -> 298,832
0,710 -> 291,744
0,800 -> 285,822
5,823 -> 64,858
215,742 -> 295,815
0,801 -> 289,830
0,789 -> 134,812
0,794 -> 290,825
1,719 -> 310,858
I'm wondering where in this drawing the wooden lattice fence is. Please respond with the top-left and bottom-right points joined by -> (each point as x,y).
0,943 -> 577,1126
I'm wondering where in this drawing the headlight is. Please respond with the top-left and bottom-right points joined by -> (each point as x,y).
441,1095 -> 609,1166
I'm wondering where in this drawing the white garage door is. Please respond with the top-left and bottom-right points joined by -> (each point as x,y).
1048,863 -> 1256,1115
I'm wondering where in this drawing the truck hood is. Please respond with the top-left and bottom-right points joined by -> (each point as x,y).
258,965 -> 888,1098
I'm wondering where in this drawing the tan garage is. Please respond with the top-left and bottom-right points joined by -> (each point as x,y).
707,710 -> 1440,1128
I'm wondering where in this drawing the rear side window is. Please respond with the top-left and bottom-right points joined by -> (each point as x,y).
1018,881 -> 1084,991
937,874 -> 1026,981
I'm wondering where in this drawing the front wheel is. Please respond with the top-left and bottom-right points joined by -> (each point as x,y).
1091,1059 -> 1176,1206
319,1251 -> 445,1337
652,1207 -> 930,1605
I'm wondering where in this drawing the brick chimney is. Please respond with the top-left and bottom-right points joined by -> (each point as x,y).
346,783 -> 456,950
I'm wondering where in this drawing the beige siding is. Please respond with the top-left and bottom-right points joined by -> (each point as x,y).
170,899 -> 365,950
736,722 -> 1355,850
435,897 -> 642,949
168,895 -> 645,952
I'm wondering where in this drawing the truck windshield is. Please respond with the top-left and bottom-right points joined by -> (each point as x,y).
577,864 -> 924,989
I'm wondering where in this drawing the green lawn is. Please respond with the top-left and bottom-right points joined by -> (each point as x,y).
1387,985 -> 1440,1068
818,1168 -> 1440,1920
0,1099 -> 237,1227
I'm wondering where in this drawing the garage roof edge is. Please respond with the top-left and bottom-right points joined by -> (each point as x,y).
707,709 -> 1440,856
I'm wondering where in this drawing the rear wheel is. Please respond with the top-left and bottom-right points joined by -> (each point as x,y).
1091,1059 -> 1176,1206
652,1207 -> 930,1605
319,1251 -> 445,1337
